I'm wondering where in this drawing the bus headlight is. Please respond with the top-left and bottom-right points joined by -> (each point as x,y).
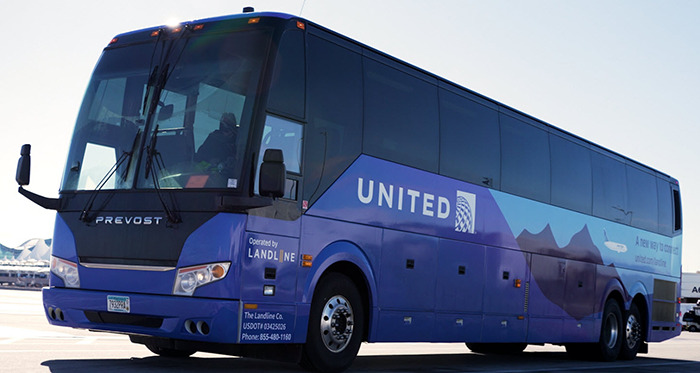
51,256 -> 80,288
173,262 -> 230,296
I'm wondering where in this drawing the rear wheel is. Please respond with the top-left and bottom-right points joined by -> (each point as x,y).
594,299 -> 623,361
689,325 -> 698,332
301,273 -> 364,372
619,303 -> 642,360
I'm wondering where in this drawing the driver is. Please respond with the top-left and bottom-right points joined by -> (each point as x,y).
195,112 -> 238,172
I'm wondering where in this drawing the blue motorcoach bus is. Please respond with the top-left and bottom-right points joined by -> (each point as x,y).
15,9 -> 682,372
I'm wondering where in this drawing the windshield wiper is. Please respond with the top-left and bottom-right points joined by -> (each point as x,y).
144,125 -> 181,224
79,130 -> 141,223
142,66 -> 160,116
138,28 -> 193,225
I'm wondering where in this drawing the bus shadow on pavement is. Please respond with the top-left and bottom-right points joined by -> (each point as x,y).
40,351 -> 700,373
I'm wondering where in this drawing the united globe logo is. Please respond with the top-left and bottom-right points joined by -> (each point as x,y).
455,191 -> 476,234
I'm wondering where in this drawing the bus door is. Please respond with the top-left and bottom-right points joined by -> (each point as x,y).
239,114 -> 304,343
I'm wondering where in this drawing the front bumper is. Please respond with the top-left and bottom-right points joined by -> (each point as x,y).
42,287 -> 240,344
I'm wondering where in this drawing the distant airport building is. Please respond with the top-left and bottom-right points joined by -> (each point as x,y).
0,260 -> 49,288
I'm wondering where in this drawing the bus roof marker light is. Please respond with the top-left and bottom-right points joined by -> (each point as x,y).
109,38 -> 118,44
248,18 -> 260,24
193,24 -> 204,31
296,21 -> 305,30
150,30 -> 160,37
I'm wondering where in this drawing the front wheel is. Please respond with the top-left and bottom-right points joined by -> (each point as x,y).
619,303 -> 642,360
301,273 -> 365,372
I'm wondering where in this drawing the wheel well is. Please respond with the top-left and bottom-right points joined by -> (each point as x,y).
607,290 -> 625,311
322,261 -> 371,342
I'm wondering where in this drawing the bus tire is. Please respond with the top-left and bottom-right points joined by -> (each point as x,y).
145,343 -> 195,358
595,299 -> 623,361
619,303 -> 642,360
301,273 -> 364,373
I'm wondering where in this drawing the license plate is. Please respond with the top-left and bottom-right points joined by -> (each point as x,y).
107,295 -> 130,313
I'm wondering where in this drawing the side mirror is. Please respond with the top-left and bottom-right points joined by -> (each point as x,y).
16,144 -> 31,186
15,144 -> 60,210
259,149 -> 286,198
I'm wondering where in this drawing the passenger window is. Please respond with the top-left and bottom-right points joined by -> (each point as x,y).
592,152 -> 629,224
673,189 -> 682,231
550,135 -> 592,214
439,89 -> 500,188
500,114 -> 550,203
304,35 -> 362,204
626,166 -> 658,232
657,179 -> 673,235
268,30 -> 305,118
363,57 -> 439,172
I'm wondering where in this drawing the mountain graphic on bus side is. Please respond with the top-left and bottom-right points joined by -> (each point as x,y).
516,224 -> 621,320
516,224 -> 605,264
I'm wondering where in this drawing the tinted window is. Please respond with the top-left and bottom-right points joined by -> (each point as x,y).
500,114 -> 550,203
268,30 -> 305,118
439,89 -> 500,188
592,152 -> 628,223
304,35 -> 362,203
255,115 -> 303,199
673,189 -> 682,231
258,115 -> 303,174
657,178 -> 673,235
626,166 -> 658,232
550,135 -> 592,214
363,57 -> 439,172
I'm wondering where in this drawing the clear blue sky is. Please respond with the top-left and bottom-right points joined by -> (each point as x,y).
1,1 -> 698,270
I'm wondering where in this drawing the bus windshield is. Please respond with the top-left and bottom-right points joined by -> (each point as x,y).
61,29 -> 270,191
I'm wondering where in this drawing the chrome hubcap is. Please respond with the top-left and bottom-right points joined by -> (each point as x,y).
320,295 -> 354,352
625,313 -> 641,348
603,312 -> 620,349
